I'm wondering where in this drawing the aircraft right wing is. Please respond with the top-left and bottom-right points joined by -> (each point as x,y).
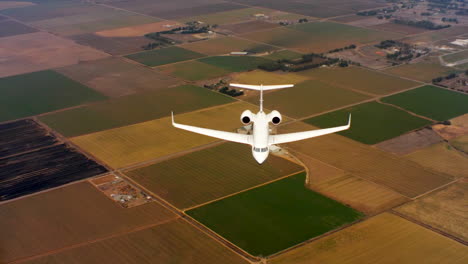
171,112 -> 252,145
269,114 -> 351,145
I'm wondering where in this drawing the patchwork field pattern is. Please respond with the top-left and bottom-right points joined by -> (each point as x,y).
270,213 -> 468,264
281,122 -> 454,198
177,6 -> 277,25
264,50 -> 303,61
125,46 -> 205,67
0,70 -> 107,122
70,33 -> 150,55
41,85 -> 234,137
199,56 -> 273,72
384,60 -> 455,83
95,21 -> 182,37
219,20 -> 281,34
158,60 -> 231,81
71,102 -> 254,168
126,143 -> 303,209
382,85 -> 468,121
182,37 -> 277,56
305,101 -> 432,145
0,182 -> 177,263
188,172 -> 362,257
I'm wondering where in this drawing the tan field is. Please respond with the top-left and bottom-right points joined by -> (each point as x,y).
280,122 -> 453,198
396,179 -> 468,242
433,114 -> 468,140
270,213 -> 468,264
450,134 -> 468,153
0,32 -> 108,78
72,102 -> 256,169
0,1 -> 34,10
405,142 -> 468,178
0,182 -> 177,263
291,151 -> 345,184
95,21 -> 182,37
311,174 -> 409,215
376,128 -> 443,155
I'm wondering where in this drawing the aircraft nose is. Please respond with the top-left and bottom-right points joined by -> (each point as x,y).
253,152 -> 268,164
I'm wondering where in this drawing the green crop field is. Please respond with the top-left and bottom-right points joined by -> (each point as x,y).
300,66 -> 419,96
198,56 -> 273,72
248,79 -> 371,118
304,101 -> 432,144
181,36 -> 277,56
158,60 -> 231,81
40,85 -> 234,137
125,143 -> 303,209
187,172 -> 363,257
0,70 -> 106,122
125,46 -> 205,67
381,85 -> 468,121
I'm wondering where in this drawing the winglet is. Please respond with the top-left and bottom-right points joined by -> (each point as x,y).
347,113 -> 352,128
171,111 -> 175,126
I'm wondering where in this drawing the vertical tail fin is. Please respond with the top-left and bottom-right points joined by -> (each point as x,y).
229,83 -> 294,112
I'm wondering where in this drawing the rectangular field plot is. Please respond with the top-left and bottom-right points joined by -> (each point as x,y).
305,101 -> 432,145
219,20 -> 281,35
71,33 -> 150,56
177,6 -> 276,25
0,20 -> 37,37
187,172 -> 363,257
299,66 -> 419,96
382,85 -> 468,121
396,179 -> 468,242
149,2 -> 245,20
158,60 -> 231,81
181,36 -> 277,56
23,219 -> 248,264
264,50 -> 303,61
270,213 -> 468,264
126,143 -> 303,209
451,134 -> 468,153
384,60 -> 455,83
246,79 -> 371,119
0,182 -> 176,263
0,70 -> 107,122
71,102 -> 255,169
40,85 -> 234,137
281,122 -> 453,198
442,49 -> 468,64
125,46 -> 205,67
199,56 -> 273,72
0,119 -> 108,201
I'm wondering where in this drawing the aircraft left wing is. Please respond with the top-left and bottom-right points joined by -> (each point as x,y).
171,112 -> 252,145
269,114 -> 351,145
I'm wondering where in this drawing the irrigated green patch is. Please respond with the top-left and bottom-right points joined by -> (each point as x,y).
126,143 -> 304,209
158,60 -> 231,81
187,172 -> 363,257
247,80 -> 371,118
199,56 -> 273,72
381,85 -> 468,121
125,46 -> 204,67
40,85 -> 234,137
305,101 -> 432,144
0,70 -> 106,122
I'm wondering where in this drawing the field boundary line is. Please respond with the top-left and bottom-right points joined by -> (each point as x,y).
376,99 -> 436,122
182,170 -> 305,212
390,209 -> 467,246
410,177 -> 460,200
11,217 -> 180,264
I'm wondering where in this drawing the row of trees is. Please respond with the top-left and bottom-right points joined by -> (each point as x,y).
393,19 -> 451,30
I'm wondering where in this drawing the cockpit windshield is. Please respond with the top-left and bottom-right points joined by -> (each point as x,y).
253,147 -> 268,153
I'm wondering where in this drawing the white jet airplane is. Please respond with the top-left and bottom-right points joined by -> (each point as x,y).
172,83 -> 351,164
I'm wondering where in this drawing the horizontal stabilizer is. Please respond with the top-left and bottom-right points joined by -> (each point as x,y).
230,83 -> 294,90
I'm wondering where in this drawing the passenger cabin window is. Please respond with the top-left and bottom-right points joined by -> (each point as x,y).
253,147 -> 269,152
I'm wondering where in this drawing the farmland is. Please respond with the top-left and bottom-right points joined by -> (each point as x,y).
23,219 -> 249,264
270,213 -> 468,264
281,122 -> 454,198
264,50 -> 302,61
376,128 -> 443,155
40,84 -> 234,137
95,21 -> 182,38
158,60 -> 231,81
247,79 -> 371,119
125,46 -> 205,67
188,172 -> 362,257
383,60 -> 455,83
177,6 -> 275,25
396,179 -> 467,242
311,174 -> 409,215
0,32 -> 108,78
405,142 -> 468,178
0,19 -> 37,37
231,70 -> 309,86
146,2 -> 245,20
381,85 -> 468,121
442,49 -> 468,64
0,182 -> 177,263
71,33 -> 150,56
181,36 -> 277,56
71,102 -> 255,168
304,101 -> 432,145
0,119 -> 107,201
125,142 -> 303,209
199,56 -> 273,72
219,20 -> 281,34
450,134 -> 468,153
55,57 -> 182,98
299,66 -> 419,96
0,70 -> 107,122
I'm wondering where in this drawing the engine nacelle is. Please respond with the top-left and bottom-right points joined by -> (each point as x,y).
240,110 -> 254,125
268,110 -> 282,125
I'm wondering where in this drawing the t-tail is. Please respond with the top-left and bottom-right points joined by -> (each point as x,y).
230,83 -> 293,112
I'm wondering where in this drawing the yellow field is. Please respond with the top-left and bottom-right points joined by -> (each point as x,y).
311,174 -> 409,215
181,36 -> 275,55
450,134 -> 468,153
23,219 -> 249,264
405,142 -> 468,178
269,213 -> 468,264
72,102 -> 256,168
280,122 -> 453,198
231,70 -> 309,85
291,151 -> 345,184
177,7 -> 274,25
384,60 -> 454,83
0,182 -> 176,263
95,21 -> 182,37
